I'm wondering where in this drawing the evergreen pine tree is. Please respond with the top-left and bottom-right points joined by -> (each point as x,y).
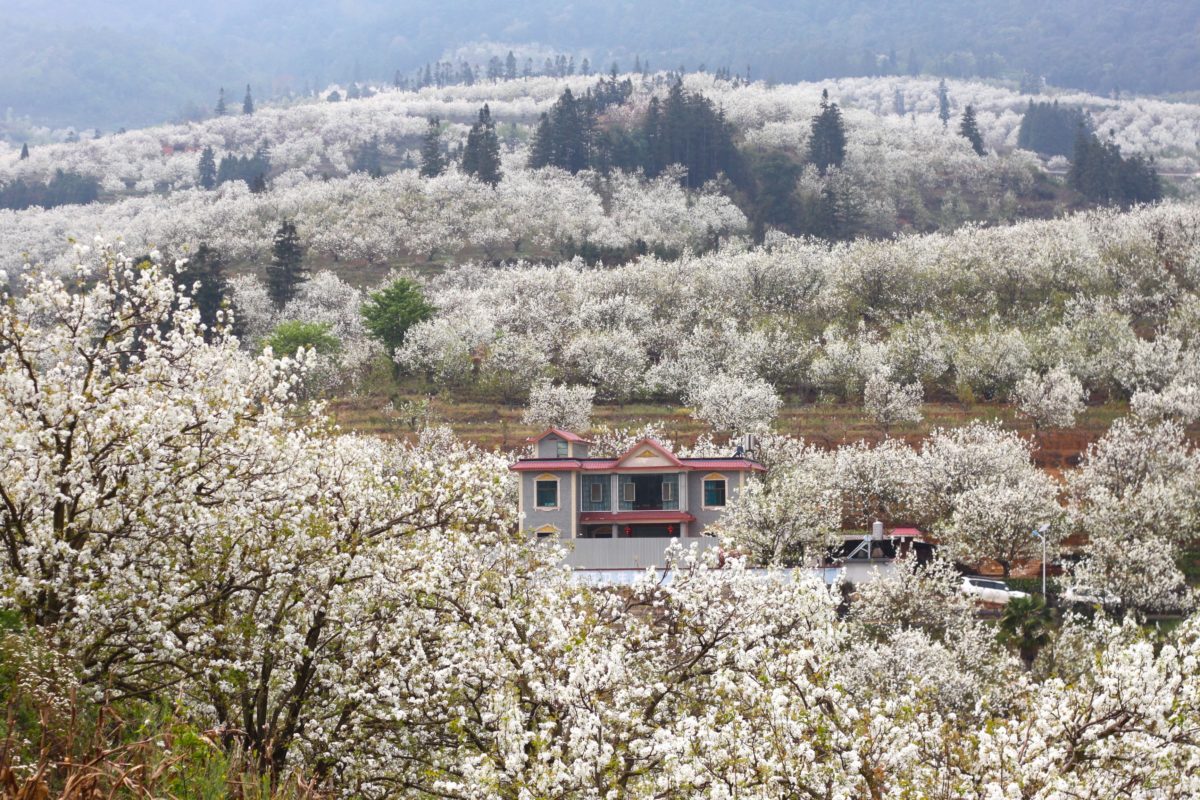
19,143 -> 29,160
893,89 -> 906,116
461,105 -> 502,186
248,173 -> 268,194
266,221 -> 307,309
958,105 -> 986,155
528,113 -> 555,170
176,243 -> 229,338
351,136 -> 383,177
505,51 -> 517,80
242,84 -> 254,114
808,89 -> 847,175
197,146 -> 217,189
215,87 -> 227,116
419,118 -> 446,178
937,79 -> 951,127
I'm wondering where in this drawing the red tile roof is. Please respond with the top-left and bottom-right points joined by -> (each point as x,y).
682,459 -> 767,472
526,427 -> 592,444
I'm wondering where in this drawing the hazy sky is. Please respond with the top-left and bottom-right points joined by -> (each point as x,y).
3,0 -> 1197,131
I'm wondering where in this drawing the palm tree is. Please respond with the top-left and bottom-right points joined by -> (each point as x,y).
999,594 -> 1052,669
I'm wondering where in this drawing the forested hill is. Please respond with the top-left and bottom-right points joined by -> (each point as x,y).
5,0 -> 1199,132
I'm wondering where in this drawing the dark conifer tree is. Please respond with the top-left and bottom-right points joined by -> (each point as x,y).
351,136 -> 384,177
1069,129 -> 1162,206
893,89 -> 906,116
461,105 -> 502,186
266,221 -> 307,309
958,105 -> 986,155
248,173 -> 268,193
419,118 -> 446,177
215,87 -> 227,116
528,113 -> 555,169
937,79 -> 951,127
197,146 -> 217,189
176,243 -> 229,338
242,84 -> 254,114
1017,101 -> 1092,158
19,143 -> 29,160
808,89 -> 847,175
505,51 -> 517,80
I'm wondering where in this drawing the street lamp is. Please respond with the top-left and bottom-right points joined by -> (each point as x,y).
1032,524 -> 1050,597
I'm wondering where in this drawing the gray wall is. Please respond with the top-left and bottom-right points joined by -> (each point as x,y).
686,470 -> 742,534
521,470 -> 574,539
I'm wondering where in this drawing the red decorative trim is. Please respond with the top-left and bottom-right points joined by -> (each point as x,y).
578,510 -> 696,523
510,458 -> 764,472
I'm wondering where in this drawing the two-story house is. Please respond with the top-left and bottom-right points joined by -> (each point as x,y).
511,429 -> 765,553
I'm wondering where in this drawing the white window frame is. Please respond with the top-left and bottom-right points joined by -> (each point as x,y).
662,479 -> 676,502
590,481 -> 604,504
534,474 -> 560,510
555,440 -> 569,458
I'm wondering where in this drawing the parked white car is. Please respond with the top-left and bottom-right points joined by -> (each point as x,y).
960,576 -> 1029,604
1062,585 -> 1121,607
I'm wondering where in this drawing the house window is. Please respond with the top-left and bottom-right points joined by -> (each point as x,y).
556,440 -> 569,458
703,476 -> 727,508
535,475 -> 559,509
535,525 -> 560,539
582,474 -> 609,511
660,474 -> 679,509
622,480 -> 637,503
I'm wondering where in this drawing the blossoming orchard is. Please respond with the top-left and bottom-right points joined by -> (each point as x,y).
1,58 -> 1200,797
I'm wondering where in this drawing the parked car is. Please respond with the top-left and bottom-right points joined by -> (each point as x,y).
960,576 -> 1029,604
1062,585 -> 1121,607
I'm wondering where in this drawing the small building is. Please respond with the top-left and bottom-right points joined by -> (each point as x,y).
511,429 -> 764,567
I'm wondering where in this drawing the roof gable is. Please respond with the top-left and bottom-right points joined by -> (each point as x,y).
615,438 -> 684,469
526,427 -> 591,444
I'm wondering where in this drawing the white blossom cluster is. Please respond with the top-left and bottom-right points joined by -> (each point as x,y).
521,381 -> 596,432
0,166 -> 747,276
397,202 -> 1200,406
2,247 -> 1199,795
4,72 -> 1197,193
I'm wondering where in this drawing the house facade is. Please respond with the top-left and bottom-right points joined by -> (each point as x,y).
511,428 -> 765,542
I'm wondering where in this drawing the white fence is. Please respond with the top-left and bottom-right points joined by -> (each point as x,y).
561,536 -> 719,570
560,536 -> 900,586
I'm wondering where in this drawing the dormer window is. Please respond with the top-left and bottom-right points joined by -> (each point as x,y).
556,440 -> 569,458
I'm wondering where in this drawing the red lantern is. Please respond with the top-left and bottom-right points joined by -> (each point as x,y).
624,525 -> 633,537
667,525 -> 675,535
